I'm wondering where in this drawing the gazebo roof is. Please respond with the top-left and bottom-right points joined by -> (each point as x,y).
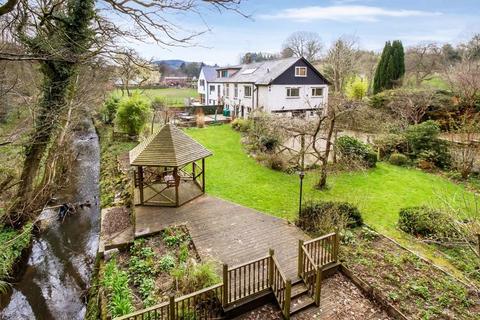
129,124 -> 212,167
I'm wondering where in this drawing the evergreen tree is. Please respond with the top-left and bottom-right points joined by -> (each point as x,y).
373,40 -> 405,94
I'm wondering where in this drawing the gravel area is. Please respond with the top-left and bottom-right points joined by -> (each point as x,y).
101,206 -> 131,237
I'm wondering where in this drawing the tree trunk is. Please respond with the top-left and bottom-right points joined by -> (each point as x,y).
316,117 -> 336,189
14,61 -> 74,221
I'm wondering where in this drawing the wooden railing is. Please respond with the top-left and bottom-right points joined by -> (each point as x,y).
303,232 -> 339,267
223,254 -> 270,305
298,244 -> 322,305
271,251 -> 291,319
115,283 -> 223,320
297,232 -> 339,306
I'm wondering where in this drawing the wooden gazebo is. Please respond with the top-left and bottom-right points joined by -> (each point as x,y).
129,124 -> 212,207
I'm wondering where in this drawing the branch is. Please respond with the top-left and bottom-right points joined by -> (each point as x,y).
0,0 -> 19,17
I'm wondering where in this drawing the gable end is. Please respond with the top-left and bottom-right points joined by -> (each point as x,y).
270,58 -> 331,86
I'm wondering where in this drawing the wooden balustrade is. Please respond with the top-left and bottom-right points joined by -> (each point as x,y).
303,232 -> 338,267
223,255 -> 271,305
115,301 -> 170,320
173,283 -> 223,319
270,250 -> 291,319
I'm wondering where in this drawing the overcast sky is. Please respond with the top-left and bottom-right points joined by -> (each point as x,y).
129,0 -> 480,66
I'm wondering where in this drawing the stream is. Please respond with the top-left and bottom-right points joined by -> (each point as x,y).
0,118 -> 101,320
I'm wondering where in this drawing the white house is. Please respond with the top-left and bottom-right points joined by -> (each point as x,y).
197,57 -> 330,117
197,65 -> 223,105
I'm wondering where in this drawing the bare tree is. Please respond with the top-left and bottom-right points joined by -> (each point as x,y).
445,58 -> 480,110
387,89 -> 435,126
0,0 -> 246,224
114,49 -> 154,96
323,36 -> 359,93
405,43 -> 442,85
282,31 -> 323,61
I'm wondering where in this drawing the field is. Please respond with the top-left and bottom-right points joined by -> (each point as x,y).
186,125 -> 476,273
114,88 -> 198,107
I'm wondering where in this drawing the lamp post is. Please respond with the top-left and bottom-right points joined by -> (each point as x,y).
298,170 -> 305,215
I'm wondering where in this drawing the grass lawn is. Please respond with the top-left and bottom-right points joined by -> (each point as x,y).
186,125 -> 475,274
114,88 -> 198,107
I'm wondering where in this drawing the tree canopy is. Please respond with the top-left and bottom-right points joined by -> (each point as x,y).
373,40 -> 405,94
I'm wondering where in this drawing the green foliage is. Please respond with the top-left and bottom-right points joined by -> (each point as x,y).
116,94 -> 151,136
297,201 -> 363,234
101,258 -> 134,317
158,254 -> 176,272
345,76 -> 368,100
374,133 -> 408,159
405,120 -> 450,168
100,95 -> 121,124
373,40 -> 405,94
398,206 -> 459,239
171,261 -> 220,293
0,223 -> 32,289
138,277 -> 157,307
336,135 -> 377,168
178,243 -> 189,264
231,118 -> 252,132
388,153 -> 410,166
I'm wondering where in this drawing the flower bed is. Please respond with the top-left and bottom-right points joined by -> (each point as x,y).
341,228 -> 480,319
100,225 -> 221,318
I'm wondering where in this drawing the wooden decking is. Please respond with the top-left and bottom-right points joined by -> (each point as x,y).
135,195 -> 308,280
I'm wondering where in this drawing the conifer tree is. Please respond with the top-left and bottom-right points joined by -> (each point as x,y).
373,40 -> 405,94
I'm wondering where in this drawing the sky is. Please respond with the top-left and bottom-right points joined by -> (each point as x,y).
129,0 -> 480,66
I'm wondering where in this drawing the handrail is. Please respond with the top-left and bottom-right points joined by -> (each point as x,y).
228,254 -> 270,271
271,250 -> 291,319
303,232 -> 336,245
114,301 -> 170,320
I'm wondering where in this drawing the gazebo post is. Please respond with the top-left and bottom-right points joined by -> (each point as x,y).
192,161 -> 196,182
138,166 -> 144,205
174,167 -> 180,206
202,158 -> 206,192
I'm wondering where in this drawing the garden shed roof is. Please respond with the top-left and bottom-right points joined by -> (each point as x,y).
129,124 -> 212,167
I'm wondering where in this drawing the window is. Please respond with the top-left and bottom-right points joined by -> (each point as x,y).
244,85 -> 252,97
221,70 -> 228,77
209,85 -> 215,92
295,67 -> 307,77
199,80 -> 205,87
286,87 -> 300,98
225,84 -> 229,97
234,84 -> 238,98
311,87 -> 323,97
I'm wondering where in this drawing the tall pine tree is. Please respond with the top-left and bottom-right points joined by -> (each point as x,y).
373,40 -> 405,94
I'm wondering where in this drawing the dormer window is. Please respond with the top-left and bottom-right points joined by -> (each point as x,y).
221,70 -> 228,77
295,67 -> 307,77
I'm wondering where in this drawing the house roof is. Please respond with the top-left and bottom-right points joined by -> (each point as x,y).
200,65 -> 218,82
129,124 -> 212,167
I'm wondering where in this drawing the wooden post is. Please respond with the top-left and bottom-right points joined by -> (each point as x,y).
268,249 -> 274,287
284,279 -> 292,319
174,167 -> 179,206
334,230 -> 340,263
314,266 -> 322,306
202,158 -> 206,192
297,240 -> 304,279
222,264 -> 229,308
192,161 -> 196,182
138,166 -> 144,205
477,234 -> 480,256
169,295 -> 175,319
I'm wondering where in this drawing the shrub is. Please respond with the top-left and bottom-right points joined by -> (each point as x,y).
296,201 -> 363,234
398,206 -> 459,239
373,133 -> 408,159
264,153 -> 286,171
158,254 -> 176,272
345,76 -> 369,100
171,261 -> 220,293
405,120 -> 450,168
231,118 -> 252,132
100,95 -> 121,124
389,153 -> 409,166
336,135 -> 377,168
258,135 -> 279,152
116,94 -> 151,136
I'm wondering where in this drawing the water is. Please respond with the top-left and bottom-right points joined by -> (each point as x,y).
0,118 -> 101,320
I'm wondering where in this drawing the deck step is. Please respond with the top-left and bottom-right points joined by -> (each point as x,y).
290,282 -> 309,299
289,295 -> 315,315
